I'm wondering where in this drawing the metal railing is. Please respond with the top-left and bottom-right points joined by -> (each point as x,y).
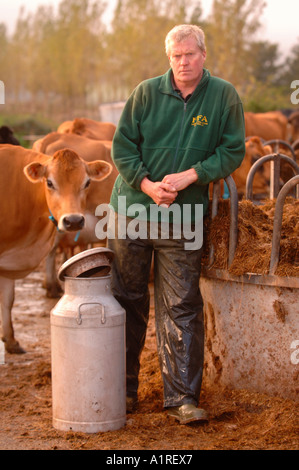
245,153 -> 299,200
269,174 -> 299,275
209,138 -> 299,275
209,175 -> 238,268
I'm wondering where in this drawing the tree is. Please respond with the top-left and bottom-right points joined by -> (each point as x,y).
247,40 -> 280,83
48,0 -> 107,111
0,0 -> 297,116
280,38 -> 299,87
240,40 -> 288,111
6,0 -> 108,115
25,5 -> 56,112
105,0 -> 204,98
204,0 -> 266,90
5,8 -> 32,106
0,24 -> 9,88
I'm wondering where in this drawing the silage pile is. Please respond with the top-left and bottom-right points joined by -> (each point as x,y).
203,197 -> 299,277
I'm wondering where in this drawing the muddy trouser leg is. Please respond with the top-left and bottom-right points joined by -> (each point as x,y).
108,230 -> 153,399
153,237 -> 204,408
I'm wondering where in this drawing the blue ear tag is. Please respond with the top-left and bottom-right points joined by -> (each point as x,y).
74,231 -> 80,242
48,210 -> 58,227
48,210 -> 63,232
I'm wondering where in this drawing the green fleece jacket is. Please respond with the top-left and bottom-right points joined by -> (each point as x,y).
110,68 -> 245,221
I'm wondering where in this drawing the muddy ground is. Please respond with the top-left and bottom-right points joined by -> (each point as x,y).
0,266 -> 298,451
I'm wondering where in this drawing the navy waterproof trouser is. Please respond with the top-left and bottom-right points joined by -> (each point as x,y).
108,216 -> 204,408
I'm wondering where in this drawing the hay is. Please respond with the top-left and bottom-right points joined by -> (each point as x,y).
203,197 -> 299,277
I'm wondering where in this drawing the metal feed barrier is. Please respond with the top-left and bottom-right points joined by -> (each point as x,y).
201,143 -> 299,401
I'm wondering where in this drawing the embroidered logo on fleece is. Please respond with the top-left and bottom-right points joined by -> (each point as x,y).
191,115 -> 208,127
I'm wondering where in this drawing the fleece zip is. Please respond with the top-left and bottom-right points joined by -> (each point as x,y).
110,68 -> 245,221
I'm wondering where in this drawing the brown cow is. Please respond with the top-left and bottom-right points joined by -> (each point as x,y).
261,139 -> 299,184
33,131 -> 112,161
0,144 -> 112,353
287,111 -> 299,143
244,111 -> 288,141
32,132 -> 118,298
57,117 -> 116,141
231,136 -> 272,197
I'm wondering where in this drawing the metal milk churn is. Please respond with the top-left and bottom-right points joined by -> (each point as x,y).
50,247 -> 126,433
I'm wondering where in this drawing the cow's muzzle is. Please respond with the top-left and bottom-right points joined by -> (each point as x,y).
59,213 -> 85,232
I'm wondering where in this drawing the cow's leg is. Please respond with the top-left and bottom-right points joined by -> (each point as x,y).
44,232 -> 64,298
0,276 -> 25,354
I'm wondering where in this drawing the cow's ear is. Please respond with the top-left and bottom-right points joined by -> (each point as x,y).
24,162 -> 47,182
87,160 -> 112,181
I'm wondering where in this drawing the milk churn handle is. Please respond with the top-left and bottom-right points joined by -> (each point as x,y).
77,302 -> 106,325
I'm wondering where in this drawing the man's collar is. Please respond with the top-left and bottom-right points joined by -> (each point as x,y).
170,72 -> 192,102
170,70 -> 207,102
159,68 -> 210,96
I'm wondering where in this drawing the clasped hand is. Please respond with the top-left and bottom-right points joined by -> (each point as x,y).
140,169 -> 198,208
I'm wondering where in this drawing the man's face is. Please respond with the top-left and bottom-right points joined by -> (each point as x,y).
168,36 -> 206,89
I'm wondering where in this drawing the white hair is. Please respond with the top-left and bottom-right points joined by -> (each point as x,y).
165,24 -> 206,56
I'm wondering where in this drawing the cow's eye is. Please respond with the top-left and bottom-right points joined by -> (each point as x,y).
84,179 -> 91,189
47,179 -> 55,189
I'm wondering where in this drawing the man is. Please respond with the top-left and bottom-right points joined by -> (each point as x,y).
108,24 -> 245,424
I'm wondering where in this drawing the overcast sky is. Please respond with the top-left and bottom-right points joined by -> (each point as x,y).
1,0 -> 298,58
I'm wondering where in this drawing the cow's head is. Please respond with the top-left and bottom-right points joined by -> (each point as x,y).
23,148 -> 112,232
233,137 -> 272,196
245,137 -> 272,164
287,111 -> 299,143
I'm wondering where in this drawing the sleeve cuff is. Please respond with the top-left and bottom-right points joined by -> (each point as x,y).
191,163 -> 209,186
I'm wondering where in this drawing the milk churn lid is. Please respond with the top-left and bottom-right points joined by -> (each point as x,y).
58,247 -> 114,281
